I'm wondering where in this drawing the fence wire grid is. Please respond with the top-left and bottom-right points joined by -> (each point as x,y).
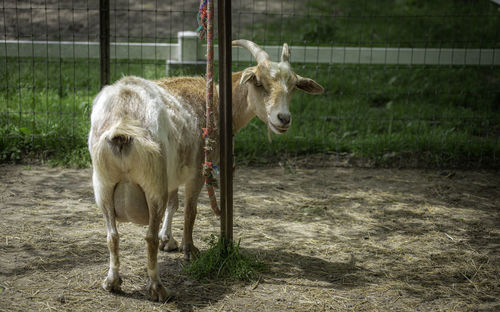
1,0 -> 499,168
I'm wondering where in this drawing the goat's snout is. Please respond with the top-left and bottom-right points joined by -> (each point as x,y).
277,113 -> 291,126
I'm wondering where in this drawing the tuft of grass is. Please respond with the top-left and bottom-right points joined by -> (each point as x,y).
184,235 -> 265,282
47,145 -> 91,168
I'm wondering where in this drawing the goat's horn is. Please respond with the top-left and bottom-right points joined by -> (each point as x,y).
281,43 -> 290,63
232,39 -> 270,64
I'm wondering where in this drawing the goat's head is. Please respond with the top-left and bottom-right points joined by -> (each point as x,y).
233,39 -> 324,134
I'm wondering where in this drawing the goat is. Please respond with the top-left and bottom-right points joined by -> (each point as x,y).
156,40 -> 324,259
88,76 -> 191,301
88,39 -> 323,301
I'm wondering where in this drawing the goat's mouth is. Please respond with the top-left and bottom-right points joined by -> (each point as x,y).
268,120 -> 289,134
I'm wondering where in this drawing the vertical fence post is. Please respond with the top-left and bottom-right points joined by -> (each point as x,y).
99,0 -> 110,89
218,0 -> 233,243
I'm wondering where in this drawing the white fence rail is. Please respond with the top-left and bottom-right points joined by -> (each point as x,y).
1,39 -> 499,66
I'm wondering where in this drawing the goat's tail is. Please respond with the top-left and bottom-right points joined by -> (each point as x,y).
92,118 -> 161,164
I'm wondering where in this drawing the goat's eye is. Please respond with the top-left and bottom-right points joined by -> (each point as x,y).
255,81 -> 263,87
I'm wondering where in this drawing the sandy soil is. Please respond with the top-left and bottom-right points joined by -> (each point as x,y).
0,163 -> 499,311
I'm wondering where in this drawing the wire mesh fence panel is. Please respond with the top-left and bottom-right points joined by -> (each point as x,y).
1,0 -> 499,167
231,0 -> 500,168
1,1 -> 100,164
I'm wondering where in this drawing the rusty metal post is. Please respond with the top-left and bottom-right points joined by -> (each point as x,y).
218,0 -> 233,243
99,0 -> 110,89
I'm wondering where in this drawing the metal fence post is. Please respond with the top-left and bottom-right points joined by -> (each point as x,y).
218,0 -> 233,243
99,0 -> 110,89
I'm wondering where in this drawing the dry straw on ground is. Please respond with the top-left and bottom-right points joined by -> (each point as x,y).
0,163 -> 499,311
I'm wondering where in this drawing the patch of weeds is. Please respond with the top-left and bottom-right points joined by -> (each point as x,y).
184,235 -> 265,282
300,205 -> 327,217
48,146 -> 91,168
279,159 -> 297,174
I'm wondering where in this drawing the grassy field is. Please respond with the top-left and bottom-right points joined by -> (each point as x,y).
233,62 -> 499,168
1,57 -> 498,168
248,0 -> 500,47
1,0 -> 499,168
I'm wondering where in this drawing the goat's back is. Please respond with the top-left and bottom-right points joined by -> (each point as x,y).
155,76 -> 211,120
88,77 -> 169,197
155,76 -> 220,163
89,76 -> 202,197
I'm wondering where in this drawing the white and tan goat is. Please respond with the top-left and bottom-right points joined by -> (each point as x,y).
157,40 -> 324,257
88,39 -> 323,301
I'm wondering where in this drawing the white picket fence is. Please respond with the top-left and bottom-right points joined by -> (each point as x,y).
1,32 -> 499,66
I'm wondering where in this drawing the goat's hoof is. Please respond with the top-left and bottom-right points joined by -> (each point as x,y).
159,237 -> 178,252
102,276 -> 122,293
180,244 -> 200,261
148,281 -> 173,302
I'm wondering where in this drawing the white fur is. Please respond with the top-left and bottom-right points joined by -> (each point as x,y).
88,75 -> 199,301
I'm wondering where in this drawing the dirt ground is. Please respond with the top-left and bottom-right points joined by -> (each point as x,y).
0,163 -> 499,311
5,0 -> 298,41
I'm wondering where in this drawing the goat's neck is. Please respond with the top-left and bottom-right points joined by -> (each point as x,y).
214,72 -> 257,133
230,71 -> 256,133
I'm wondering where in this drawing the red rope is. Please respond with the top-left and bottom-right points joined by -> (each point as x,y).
200,0 -> 220,216
197,0 -> 208,40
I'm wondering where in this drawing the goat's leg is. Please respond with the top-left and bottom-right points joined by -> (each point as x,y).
102,218 -> 122,292
94,177 -> 122,293
180,178 -> 203,261
144,196 -> 172,302
159,189 -> 179,252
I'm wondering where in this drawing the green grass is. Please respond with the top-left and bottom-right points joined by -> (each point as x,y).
0,56 -> 498,168
247,0 -> 500,47
184,235 -> 265,281
232,62 -> 499,167
0,58 -> 165,167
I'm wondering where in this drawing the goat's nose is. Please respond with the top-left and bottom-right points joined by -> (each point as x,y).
277,113 -> 291,126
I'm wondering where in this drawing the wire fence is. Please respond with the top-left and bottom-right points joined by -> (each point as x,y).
1,0 -> 499,168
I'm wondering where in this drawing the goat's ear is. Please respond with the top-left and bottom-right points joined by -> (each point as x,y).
240,67 -> 257,85
296,75 -> 324,94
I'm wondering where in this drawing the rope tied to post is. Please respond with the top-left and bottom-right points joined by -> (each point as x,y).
198,0 -> 220,216
196,0 -> 208,40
